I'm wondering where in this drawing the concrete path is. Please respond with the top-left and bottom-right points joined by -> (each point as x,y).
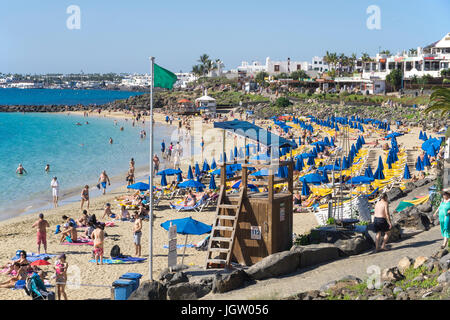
202,225 -> 443,300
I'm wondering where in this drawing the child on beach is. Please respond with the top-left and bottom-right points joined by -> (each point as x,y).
102,203 -> 116,219
54,254 -> 68,300
133,212 -> 142,257
92,224 -> 105,265
32,213 -> 50,254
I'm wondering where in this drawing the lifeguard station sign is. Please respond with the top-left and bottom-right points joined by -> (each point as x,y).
251,226 -> 262,240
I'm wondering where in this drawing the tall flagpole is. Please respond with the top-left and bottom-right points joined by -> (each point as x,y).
149,56 -> 155,281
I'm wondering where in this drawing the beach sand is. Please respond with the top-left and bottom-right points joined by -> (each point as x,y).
0,111 -> 432,300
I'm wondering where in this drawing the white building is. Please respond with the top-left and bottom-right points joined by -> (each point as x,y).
236,56 -> 328,77
311,56 -> 329,72
121,74 -> 151,87
266,57 -> 309,75
174,73 -> 198,88
362,32 -> 450,80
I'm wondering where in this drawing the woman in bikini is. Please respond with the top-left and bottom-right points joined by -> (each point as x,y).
81,185 -> 90,209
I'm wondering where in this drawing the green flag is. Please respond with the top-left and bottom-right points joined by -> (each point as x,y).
154,63 -> 177,89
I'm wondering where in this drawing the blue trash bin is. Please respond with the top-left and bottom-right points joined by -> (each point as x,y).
120,273 -> 142,292
112,279 -> 134,300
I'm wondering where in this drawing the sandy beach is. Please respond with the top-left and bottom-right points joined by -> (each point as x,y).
0,110 -> 436,300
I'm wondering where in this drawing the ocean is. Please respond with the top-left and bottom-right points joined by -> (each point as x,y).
0,88 -> 145,106
0,112 -> 175,221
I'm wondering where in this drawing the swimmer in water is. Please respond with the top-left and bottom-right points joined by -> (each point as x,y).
16,164 -> 27,175
76,122 -> 82,126
109,138 -> 113,144
45,164 -> 50,173
120,127 -> 124,131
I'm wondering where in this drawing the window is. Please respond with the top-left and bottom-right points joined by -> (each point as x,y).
297,64 -> 301,70
388,62 -> 395,70
405,62 -> 412,71
314,61 -> 317,64
274,65 -> 280,72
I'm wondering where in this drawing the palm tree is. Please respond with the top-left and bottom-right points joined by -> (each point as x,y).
425,87 -> 450,117
361,52 -> 372,63
350,53 -> 357,73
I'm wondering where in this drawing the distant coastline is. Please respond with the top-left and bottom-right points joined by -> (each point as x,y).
0,88 -> 146,108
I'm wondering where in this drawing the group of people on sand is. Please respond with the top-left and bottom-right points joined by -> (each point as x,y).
0,248 -> 68,300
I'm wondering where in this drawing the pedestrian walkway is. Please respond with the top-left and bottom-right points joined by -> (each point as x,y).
202,225 -> 442,300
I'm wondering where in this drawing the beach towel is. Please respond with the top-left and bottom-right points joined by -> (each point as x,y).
89,257 -> 146,264
105,222 -> 115,227
163,244 -> 195,249
61,237 -> 94,246
11,252 -> 57,262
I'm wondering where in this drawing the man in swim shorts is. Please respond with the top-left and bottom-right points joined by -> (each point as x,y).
16,164 -> 27,175
372,193 -> 392,253
32,213 -> 50,254
98,171 -> 111,195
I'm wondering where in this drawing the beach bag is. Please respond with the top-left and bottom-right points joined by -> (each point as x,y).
110,245 -> 121,258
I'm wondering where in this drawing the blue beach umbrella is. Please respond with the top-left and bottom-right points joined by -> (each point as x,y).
161,217 -> 212,235
377,156 -> 384,172
160,172 -> 168,187
195,162 -> 201,176
403,164 -> 411,180
157,168 -> 182,176
177,168 -> 183,182
209,174 -> 217,190
202,160 -> 210,172
211,158 -> 217,170
307,155 -> 316,166
231,180 -> 259,192
423,153 -> 431,167
301,181 -> 311,196
322,169 -> 329,183
415,156 -> 424,171
419,131 -> 424,140
345,176 -> 374,185
299,173 -> 325,185
196,176 -> 204,192
373,167 -> 385,180
187,165 -> 194,180
178,179 -> 205,189
234,146 -> 238,158
364,166 -> 374,179
295,157 -> 304,171
127,182 -> 150,191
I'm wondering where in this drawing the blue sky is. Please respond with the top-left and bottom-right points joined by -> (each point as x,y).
0,0 -> 449,74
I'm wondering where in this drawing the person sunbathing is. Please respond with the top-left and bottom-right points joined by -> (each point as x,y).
14,250 -> 31,267
0,262 -> 27,288
183,190 -> 197,207
59,221 -> 77,243
102,203 -> 116,219
76,210 -> 90,227
120,205 -> 131,221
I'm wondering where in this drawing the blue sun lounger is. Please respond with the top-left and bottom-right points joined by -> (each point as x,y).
169,196 -> 208,212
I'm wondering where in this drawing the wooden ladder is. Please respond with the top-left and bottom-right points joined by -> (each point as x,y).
205,185 -> 244,269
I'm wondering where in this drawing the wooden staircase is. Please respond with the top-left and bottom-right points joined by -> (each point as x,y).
205,185 -> 244,269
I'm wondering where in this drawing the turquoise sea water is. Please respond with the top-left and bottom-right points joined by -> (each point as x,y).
0,88 -> 145,106
0,113 -> 174,220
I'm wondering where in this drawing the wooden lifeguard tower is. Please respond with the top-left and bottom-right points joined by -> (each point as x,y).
205,120 -> 295,268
